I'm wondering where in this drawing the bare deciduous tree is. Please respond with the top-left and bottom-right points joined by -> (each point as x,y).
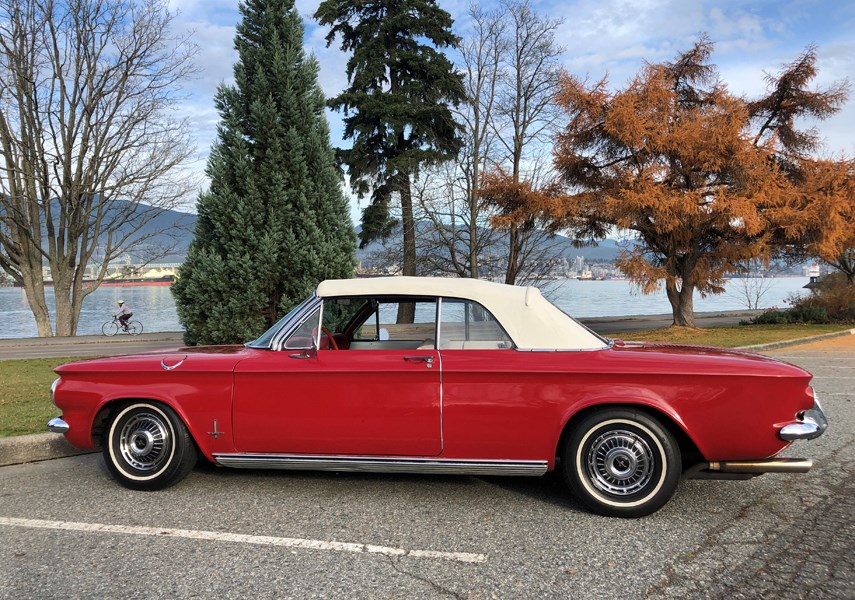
0,0 -> 196,336
416,0 -> 564,284
455,2 -> 505,279
733,260 -> 781,310
491,0 -> 564,284
412,161 -> 501,278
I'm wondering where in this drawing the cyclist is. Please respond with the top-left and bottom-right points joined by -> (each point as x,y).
114,300 -> 133,331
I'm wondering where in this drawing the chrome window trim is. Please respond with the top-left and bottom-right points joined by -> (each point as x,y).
436,295 -> 516,350
435,297 -> 443,350
514,347 -> 610,353
270,295 -> 323,351
436,297 -> 443,450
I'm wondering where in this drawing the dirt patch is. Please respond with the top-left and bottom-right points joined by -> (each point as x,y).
783,331 -> 855,351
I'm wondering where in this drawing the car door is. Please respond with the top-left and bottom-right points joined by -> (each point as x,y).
433,298 -> 558,460
232,298 -> 442,456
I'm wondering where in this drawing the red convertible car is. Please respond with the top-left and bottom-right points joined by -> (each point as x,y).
48,277 -> 827,517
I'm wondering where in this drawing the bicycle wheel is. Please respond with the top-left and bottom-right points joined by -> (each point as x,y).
127,321 -> 143,336
102,321 -> 119,336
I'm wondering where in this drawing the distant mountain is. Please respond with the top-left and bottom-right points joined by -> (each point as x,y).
355,222 -> 631,265
109,209 -> 632,266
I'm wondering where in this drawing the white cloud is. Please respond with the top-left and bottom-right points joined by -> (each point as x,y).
161,0 -> 855,220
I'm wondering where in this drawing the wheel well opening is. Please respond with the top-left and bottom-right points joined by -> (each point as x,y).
556,403 -> 703,471
91,398 -> 200,454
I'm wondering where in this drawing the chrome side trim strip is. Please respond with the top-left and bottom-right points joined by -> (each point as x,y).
213,454 -> 548,477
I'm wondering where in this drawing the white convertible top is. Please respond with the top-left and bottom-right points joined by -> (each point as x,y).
316,276 -> 607,351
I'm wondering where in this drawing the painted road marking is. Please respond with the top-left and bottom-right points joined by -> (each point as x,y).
0,516 -> 486,564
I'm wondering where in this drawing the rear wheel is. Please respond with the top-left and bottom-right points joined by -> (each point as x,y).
126,320 -> 143,336
102,321 -> 119,336
562,408 -> 681,518
103,402 -> 197,491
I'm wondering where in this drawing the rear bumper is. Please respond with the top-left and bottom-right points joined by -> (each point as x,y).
779,397 -> 828,441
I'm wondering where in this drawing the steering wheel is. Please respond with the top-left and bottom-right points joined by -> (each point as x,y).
321,327 -> 339,350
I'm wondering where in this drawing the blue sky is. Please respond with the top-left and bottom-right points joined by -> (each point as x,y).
166,0 -> 855,215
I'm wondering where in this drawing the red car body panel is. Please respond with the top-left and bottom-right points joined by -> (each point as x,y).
53,341 -> 813,467
232,349 -> 442,455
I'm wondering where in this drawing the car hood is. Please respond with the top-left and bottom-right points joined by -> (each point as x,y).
54,345 -> 254,375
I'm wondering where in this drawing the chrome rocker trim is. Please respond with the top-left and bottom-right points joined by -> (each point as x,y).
779,397 -> 829,442
47,417 -> 69,434
213,454 -> 548,477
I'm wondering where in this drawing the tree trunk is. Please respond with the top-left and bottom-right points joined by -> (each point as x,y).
53,264 -> 76,337
20,273 -> 53,337
504,225 -> 520,284
469,165 -> 480,280
54,287 -> 75,337
665,278 -> 696,327
397,172 -> 416,323
832,252 -> 854,285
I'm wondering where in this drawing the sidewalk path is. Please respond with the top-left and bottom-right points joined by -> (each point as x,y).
0,310 -> 764,360
0,332 -> 184,360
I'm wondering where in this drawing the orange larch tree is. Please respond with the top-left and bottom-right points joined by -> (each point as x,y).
546,39 -> 847,327
771,159 -> 855,283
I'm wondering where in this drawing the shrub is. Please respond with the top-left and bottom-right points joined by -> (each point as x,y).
744,272 -> 853,325
790,272 -> 855,323
746,310 -> 793,325
788,305 -> 830,323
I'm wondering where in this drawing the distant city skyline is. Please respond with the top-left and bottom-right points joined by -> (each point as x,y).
166,0 -> 855,221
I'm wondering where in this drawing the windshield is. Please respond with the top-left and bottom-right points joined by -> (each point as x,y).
246,295 -> 315,349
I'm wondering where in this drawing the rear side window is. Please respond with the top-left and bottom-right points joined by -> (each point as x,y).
439,299 -> 513,350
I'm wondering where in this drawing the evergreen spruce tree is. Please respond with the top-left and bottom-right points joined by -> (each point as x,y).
173,0 -> 356,345
315,0 -> 465,294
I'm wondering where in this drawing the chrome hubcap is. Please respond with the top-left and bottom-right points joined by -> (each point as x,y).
586,429 -> 654,496
119,413 -> 170,472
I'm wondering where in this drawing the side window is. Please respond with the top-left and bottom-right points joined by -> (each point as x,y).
439,299 -> 513,350
353,300 -> 437,345
323,298 -> 367,333
283,307 -> 320,349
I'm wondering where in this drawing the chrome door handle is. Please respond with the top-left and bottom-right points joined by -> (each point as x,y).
404,355 -> 434,368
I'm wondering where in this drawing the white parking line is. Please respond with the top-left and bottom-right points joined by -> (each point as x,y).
0,516 -> 487,564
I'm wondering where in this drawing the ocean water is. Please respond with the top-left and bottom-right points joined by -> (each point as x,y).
0,277 -> 811,339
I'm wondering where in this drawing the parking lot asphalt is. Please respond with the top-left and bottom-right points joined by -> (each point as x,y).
0,335 -> 852,598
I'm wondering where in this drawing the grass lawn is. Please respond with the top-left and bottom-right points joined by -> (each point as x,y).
0,357 -> 82,437
604,323 -> 852,348
2,322 -> 853,438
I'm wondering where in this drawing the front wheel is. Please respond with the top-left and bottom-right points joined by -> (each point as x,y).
126,320 -> 143,336
103,402 -> 197,491
562,408 -> 681,518
102,321 -> 119,336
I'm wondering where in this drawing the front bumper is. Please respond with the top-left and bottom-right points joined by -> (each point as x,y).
47,417 -> 69,434
779,397 -> 828,441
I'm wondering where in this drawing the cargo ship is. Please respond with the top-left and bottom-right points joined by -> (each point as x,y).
98,274 -> 175,287
13,269 -> 176,288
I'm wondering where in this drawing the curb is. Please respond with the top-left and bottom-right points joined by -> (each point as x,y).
2,328 -> 852,468
736,328 -> 855,352
0,432 -> 94,467
0,332 -> 184,348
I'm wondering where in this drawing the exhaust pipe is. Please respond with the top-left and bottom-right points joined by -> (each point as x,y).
685,458 -> 812,480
